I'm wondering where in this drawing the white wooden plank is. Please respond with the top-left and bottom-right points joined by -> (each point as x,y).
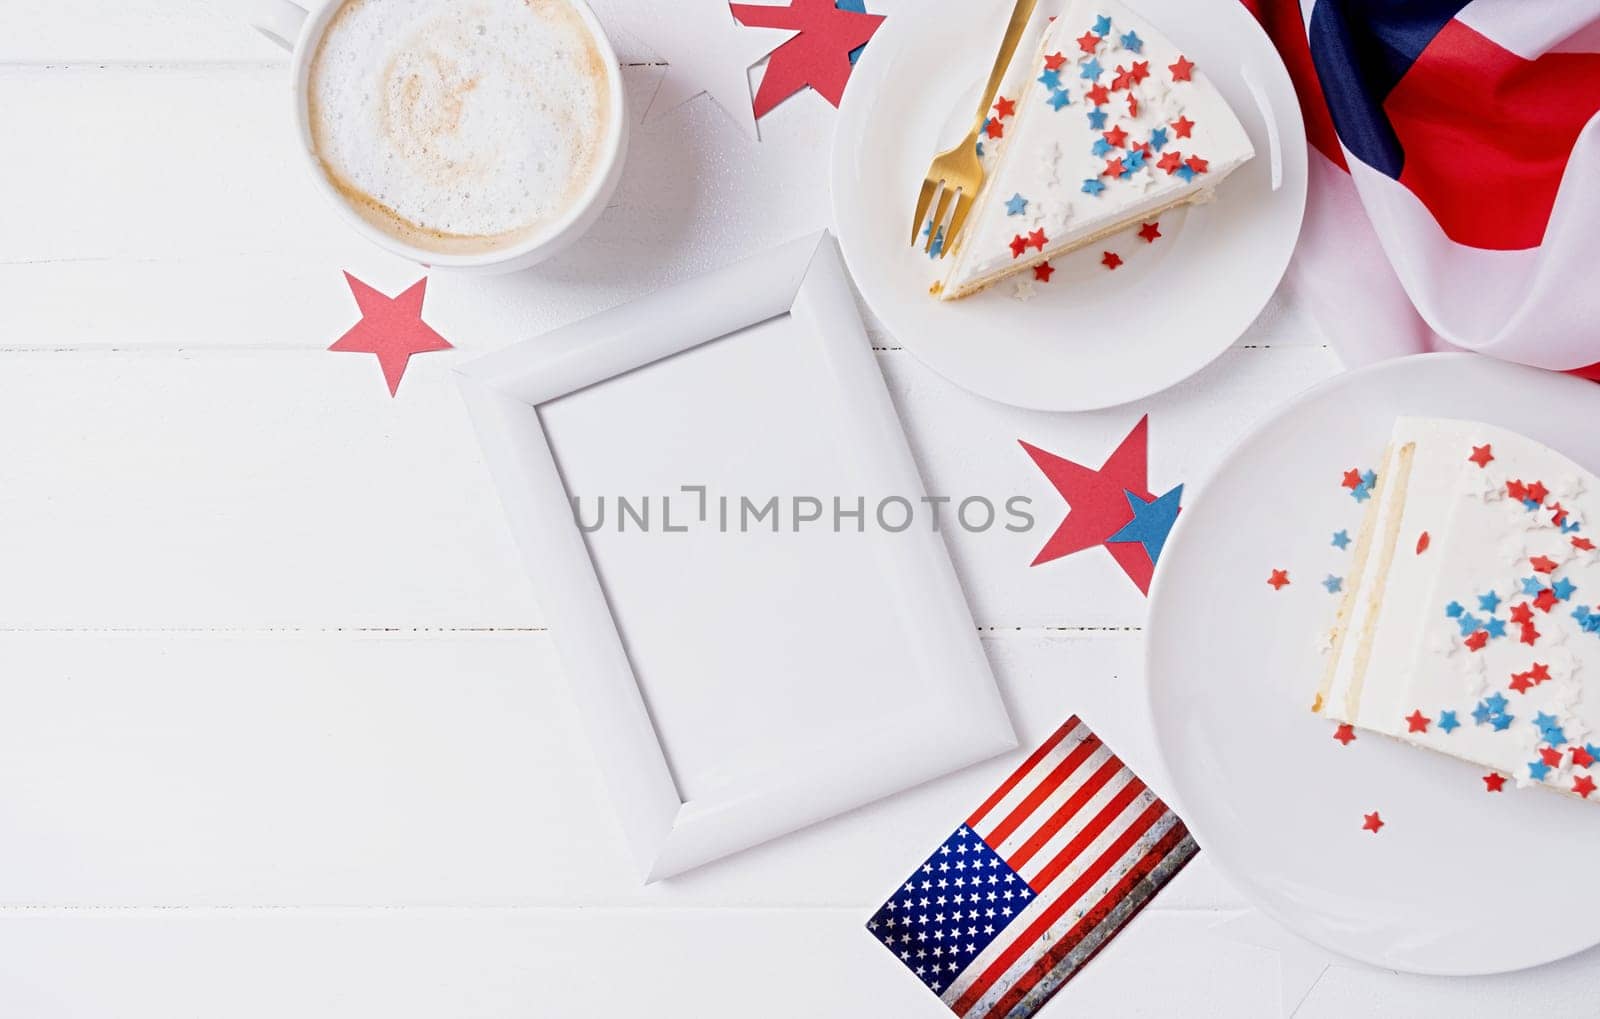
0,629 -> 1241,907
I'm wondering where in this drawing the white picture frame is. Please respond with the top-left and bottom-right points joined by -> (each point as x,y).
456,232 -> 1016,881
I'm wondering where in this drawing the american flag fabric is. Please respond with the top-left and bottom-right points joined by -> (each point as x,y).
866,716 -> 1196,1019
1241,0 -> 1600,374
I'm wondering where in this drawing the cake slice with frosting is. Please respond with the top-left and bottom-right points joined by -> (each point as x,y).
1316,417 -> 1600,800
936,0 -> 1254,300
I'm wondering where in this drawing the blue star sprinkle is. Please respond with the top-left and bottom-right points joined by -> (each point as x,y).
1049,88 -> 1072,111
1107,485 -> 1184,565
1361,470 -> 1377,488
1351,480 -> 1371,501
927,225 -> 945,259
1533,711 -> 1559,733
1087,108 -> 1108,129
1148,126 -> 1169,151
1521,576 -> 1544,596
1092,137 -> 1114,157
1478,591 -> 1502,613
1332,530 -> 1351,550
1120,30 -> 1143,52
975,140 -> 984,157
1485,618 -> 1508,639
1038,68 -> 1063,90
1081,58 -> 1103,81
1491,713 -> 1515,731
1082,178 -> 1106,196
1588,743 -> 1600,763
1523,498 -> 1542,511
1574,605 -> 1591,623
1456,613 -> 1483,637
1005,193 -> 1029,216
1486,693 -> 1510,714
1322,575 -> 1343,594
1529,760 -> 1552,781
1094,14 -> 1112,36
1175,164 -> 1197,184
1125,148 -> 1147,170
1553,577 -> 1577,601
1445,601 -> 1464,618
1472,701 -> 1494,726
1562,519 -> 1582,534
1547,725 -> 1569,747
1438,710 -> 1460,734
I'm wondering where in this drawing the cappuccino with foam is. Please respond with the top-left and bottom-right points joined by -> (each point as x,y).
307,0 -> 612,255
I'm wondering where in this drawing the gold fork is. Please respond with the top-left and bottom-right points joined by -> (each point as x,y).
912,0 -> 1039,256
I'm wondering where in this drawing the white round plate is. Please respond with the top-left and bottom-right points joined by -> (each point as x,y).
1147,353 -> 1600,975
831,0 -> 1307,411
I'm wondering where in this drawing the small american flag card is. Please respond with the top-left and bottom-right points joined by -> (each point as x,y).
867,716 -> 1197,1019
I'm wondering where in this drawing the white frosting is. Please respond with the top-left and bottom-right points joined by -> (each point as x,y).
1319,417 -> 1600,799
939,0 -> 1253,296
308,0 -> 610,252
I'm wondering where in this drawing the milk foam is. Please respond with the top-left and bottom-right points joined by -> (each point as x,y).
308,0 -> 610,253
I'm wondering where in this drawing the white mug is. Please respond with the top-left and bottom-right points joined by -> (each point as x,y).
248,0 -> 629,274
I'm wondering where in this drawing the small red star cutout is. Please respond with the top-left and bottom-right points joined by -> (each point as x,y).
1341,468 -> 1363,489
1103,125 -> 1129,148
1044,50 -> 1069,70
731,0 -> 886,116
1530,554 -> 1558,574
1127,94 -> 1140,117
1171,115 -> 1195,139
1405,710 -> 1430,733
1510,602 -> 1534,625
1130,60 -> 1150,82
993,95 -> 1016,119
1110,65 -> 1134,91
1033,261 -> 1055,282
1527,480 -> 1550,503
1076,31 -> 1100,53
1103,157 -> 1127,177
1520,623 -> 1540,646
1509,671 -> 1534,694
1086,83 -> 1111,105
1184,155 -> 1209,174
1333,723 -> 1356,746
1026,228 -> 1047,251
1534,588 -> 1559,613
1572,745 -> 1596,768
986,117 -> 1005,139
1528,662 -> 1551,684
1483,772 -> 1506,792
1362,811 -> 1384,834
1465,630 -> 1489,651
328,273 -> 453,397
1468,443 -> 1494,468
1101,250 -> 1123,270
1157,151 -> 1184,174
1268,568 -> 1290,590
1137,221 -> 1162,243
1009,234 -> 1029,258
1541,746 -> 1565,768
1416,531 -> 1430,554
1506,479 -> 1528,501
1575,775 -> 1597,799
1575,536 -> 1596,551
1169,55 -> 1195,81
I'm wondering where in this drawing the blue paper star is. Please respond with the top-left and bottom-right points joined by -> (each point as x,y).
1322,575 -> 1343,594
1087,108 -> 1108,129
835,0 -> 870,63
1521,576 -> 1544,596
1148,126 -> 1169,151
1553,577 -> 1577,601
1038,68 -> 1063,90
1005,193 -> 1029,216
1472,701 -> 1494,726
1091,137 -> 1114,157
1081,178 -> 1106,196
1438,710 -> 1460,734
1332,530 -> 1351,550
1120,30 -> 1143,52
1107,485 -> 1184,565
1093,14 -> 1112,35
1478,591 -> 1502,613
1049,88 -> 1072,111
1445,601 -> 1464,618
1486,693 -> 1509,714
1491,712 -> 1515,731
1529,759 -> 1552,782
1080,58 -> 1103,81
1485,617 -> 1508,639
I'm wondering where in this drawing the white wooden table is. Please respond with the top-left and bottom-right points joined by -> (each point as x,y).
1,2 -> 1595,1014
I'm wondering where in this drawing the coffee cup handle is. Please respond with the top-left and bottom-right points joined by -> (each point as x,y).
248,0 -> 309,52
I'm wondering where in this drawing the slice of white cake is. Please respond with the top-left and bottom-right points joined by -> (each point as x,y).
1317,417 -> 1600,799
935,0 -> 1254,300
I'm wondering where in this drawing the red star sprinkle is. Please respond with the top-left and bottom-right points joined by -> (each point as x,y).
1130,60 -> 1150,83
1184,155 -> 1209,174
1509,672 -> 1534,694
1362,811 -> 1384,834
1101,250 -> 1123,270
1110,66 -> 1134,91
1405,710 -> 1430,733
993,95 -> 1016,119
1342,468 -> 1363,489
1333,723 -> 1357,746
1468,444 -> 1494,468
1033,261 -> 1055,282
1465,630 -> 1489,651
1027,228 -> 1047,251
1009,234 -> 1028,258
1541,746 -> 1565,768
1103,125 -> 1129,148
1043,52 -> 1068,71
1138,221 -> 1162,243
1572,745 -> 1596,768
1576,775 -> 1597,799
1157,151 -> 1184,174
1171,115 -> 1195,138
1575,536 -> 1597,551
1169,55 -> 1195,81
1133,141 -> 1153,159
986,117 -> 1005,139
1416,531 -> 1431,554
1076,31 -> 1100,53
730,0 -> 886,116
1103,157 -> 1127,177
1506,479 -> 1528,501
1520,623 -> 1540,646
1086,83 -> 1112,105
1534,588 -> 1560,613
1510,602 -> 1534,625
1127,94 -> 1140,117
328,273 -> 454,397
1483,772 -> 1506,792
1268,569 -> 1290,590
1531,554 -> 1558,574
1551,503 -> 1568,527
1528,661 -> 1551,684
1527,480 -> 1550,504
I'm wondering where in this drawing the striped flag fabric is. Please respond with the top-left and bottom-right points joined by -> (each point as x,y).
866,716 -> 1197,1019
1241,0 -> 1600,374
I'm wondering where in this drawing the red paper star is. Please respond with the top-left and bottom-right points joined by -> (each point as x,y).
1171,115 -> 1195,139
1469,443 -> 1494,468
1575,775 -> 1597,799
730,0 -> 885,117
1575,536 -> 1597,551
1416,531 -> 1430,554
1185,155 -> 1209,174
1534,588 -> 1559,613
1076,31 -> 1100,53
986,117 -> 1005,139
1573,745 -> 1596,768
328,273 -> 453,397
1465,630 -> 1489,651
1138,221 -> 1162,243
1103,157 -> 1127,177
1033,261 -> 1055,282
1333,723 -> 1356,746
1157,151 -> 1184,174
1483,772 -> 1506,792
1009,234 -> 1029,258
1268,568 -> 1290,590
1101,250 -> 1123,270
1531,555 -> 1558,574
1085,83 -> 1111,106
1020,417 -> 1165,594
1027,228 -> 1048,251
1362,811 -> 1384,834
993,95 -> 1016,119
1541,746 -> 1565,768
1405,710 -> 1430,733
1103,125 -> 1129,148
1169,55 -> 1195,81
1130,60 -> 1150,83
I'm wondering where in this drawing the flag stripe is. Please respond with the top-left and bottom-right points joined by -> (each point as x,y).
1026,776 -> 1147,893
977,733 -> 1104,847
1003,755 -> 1126,872
964,719 -> 1078,829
